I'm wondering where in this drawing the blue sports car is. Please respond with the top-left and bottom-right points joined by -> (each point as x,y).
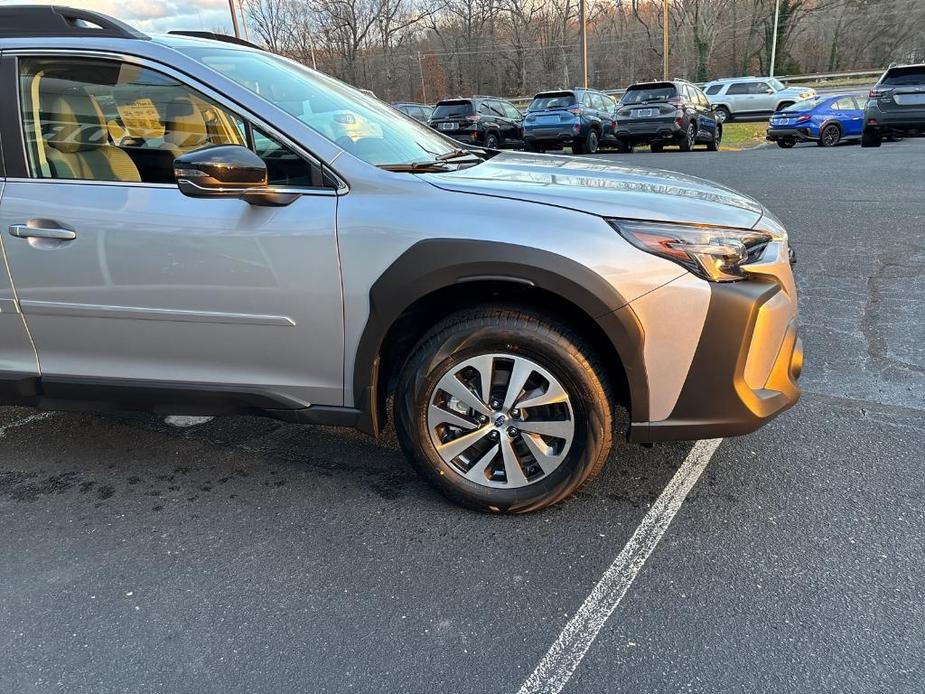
766,94 -> 865,148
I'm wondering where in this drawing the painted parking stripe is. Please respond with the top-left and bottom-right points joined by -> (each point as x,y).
516,438 -> 724,694
0,411 -> 54,438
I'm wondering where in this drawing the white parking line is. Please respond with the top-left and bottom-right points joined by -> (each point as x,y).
516,438 -> 724,694
0,411 -> 55,439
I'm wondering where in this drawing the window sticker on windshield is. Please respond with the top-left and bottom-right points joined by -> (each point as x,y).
116,98 -> 164,138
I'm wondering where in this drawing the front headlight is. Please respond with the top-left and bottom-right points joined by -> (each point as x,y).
608,219 -> 778,282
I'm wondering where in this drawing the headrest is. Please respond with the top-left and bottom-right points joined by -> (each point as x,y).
165,96 -> 208,149
42,89 -> 108,154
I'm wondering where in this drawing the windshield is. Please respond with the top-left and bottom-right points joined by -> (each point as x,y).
180,46 -> 460,166
770,78 -> 786,91
432,101 -> 474,118
783,97 -> 824,112
620,84 -> 677,105
528,92 -> 576,111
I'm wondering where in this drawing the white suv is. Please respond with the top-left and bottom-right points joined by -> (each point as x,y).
704,77 -> 816,122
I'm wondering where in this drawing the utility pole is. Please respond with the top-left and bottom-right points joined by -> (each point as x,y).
227,0 -> 240,38
579,0 -> 588,87
418,52 -> 427,103
769,0 -> 781,77
662,0 -> 669,80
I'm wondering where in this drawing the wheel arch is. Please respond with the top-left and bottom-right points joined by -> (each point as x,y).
351,239 -> 647,436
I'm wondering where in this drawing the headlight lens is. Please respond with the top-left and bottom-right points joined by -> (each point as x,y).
608,219 -> 775,282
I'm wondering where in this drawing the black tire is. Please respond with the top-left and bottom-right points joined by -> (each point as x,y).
818,123 -> 841,147
861,127 -> 881,148
776,138 -> 796,148
650,142 -> 664,152
484,131 -> 500,149
679,122 -> 696,152
615,138 -> 632,153
394,306 -> 614,514
886,133 -> 903,143
715,106 -> 731,123
707,124 -> 722,151
524,141 -> 545,153
585,128 -> 600,154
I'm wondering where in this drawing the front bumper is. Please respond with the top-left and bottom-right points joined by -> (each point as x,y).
629,241 -> 801,443
766,126 -> 815,142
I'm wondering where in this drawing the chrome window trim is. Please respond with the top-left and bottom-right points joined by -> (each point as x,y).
1,176 -> 338,196
7,49 -> 350,195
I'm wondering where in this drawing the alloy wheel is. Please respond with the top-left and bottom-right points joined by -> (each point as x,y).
426,353 -> 575,489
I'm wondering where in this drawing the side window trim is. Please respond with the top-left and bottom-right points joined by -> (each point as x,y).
6,49 -> 346,194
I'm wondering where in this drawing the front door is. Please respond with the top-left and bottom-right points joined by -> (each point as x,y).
0,54 -> 344,409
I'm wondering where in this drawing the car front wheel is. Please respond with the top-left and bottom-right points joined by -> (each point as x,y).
394,307 -> 614,513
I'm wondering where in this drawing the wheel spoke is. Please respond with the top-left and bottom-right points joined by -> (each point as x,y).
436,425 -> 490,461
464,444 -> 499,482
435,371 -> 492,416
518,418 -> 573,440
500,436 -> 529,486
517,380 -> 569,409
521,432 -> 563,475
503,358 -> 534,411
428,404 -> 476,432
467,354 -> 495,405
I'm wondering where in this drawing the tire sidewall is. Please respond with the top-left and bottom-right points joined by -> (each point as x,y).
395,321 -> 610,513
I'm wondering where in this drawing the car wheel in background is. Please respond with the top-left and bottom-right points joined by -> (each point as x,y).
715,106 -> 730,123
484,132 -> 500,149
707,125 -> 722,151
394,307 -> 614,513
777,101 -> 794,111
679,122 -> 696,151
524,141 -> 545,153
650,142 -> 664,152
777,138 -> 797,148
818,123 -> 841,147
581,128 -> 599,154
615,138 -> 632,153
886,133 -> 904,143
861,127 -> 882,148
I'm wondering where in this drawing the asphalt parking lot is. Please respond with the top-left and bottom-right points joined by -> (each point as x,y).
2,138 -> 923,694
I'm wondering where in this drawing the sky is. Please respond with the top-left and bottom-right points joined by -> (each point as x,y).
0,0 -> 242,35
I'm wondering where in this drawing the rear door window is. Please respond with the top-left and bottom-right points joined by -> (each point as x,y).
726,82 -> 750,95
705,84 -> 723,95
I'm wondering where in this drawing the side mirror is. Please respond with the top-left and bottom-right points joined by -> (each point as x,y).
766,88 -> 775,94
174,145 -> 297,207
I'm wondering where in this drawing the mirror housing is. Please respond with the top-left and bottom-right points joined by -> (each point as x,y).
765,87 -> 775,94
174,145 -> 297,206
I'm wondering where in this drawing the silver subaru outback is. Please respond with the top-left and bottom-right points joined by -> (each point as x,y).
0,6 -> 802,512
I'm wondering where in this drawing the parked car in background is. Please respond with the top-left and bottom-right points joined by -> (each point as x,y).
522,88 -> 618,154
766,95 -> 865,148
703,77 -> 816,122
428,96 -> 524,149
392,102 -> 433,123
614,80 -> 721,152
862,63 -> 925,147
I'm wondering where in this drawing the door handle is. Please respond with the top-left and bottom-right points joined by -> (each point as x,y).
9,223 -> 77,241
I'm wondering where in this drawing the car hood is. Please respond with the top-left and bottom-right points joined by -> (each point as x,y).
780,85 -> 815,96
421,151 -> 765,228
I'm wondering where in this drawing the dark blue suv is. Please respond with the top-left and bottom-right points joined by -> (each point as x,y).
523,88 -> 618,154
